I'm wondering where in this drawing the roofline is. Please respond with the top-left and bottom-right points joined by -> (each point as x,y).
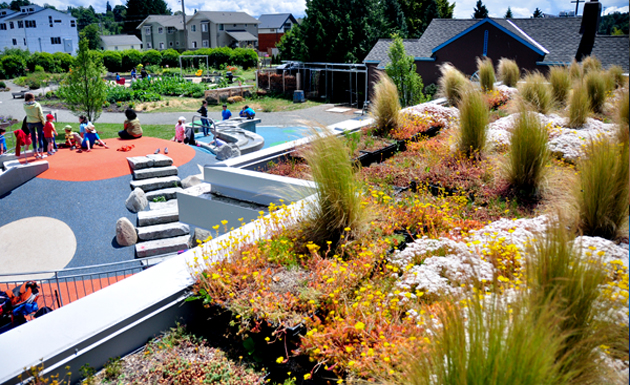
431,18 -> 547,57
536,61 -> 572,66
506,19 -> 549,54
363,60 -> 380,63
188,11 -> 261,24
415,57 -> 436,61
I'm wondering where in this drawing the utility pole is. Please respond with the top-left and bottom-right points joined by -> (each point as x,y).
181,0 -> 188,49
571,0 -> 583,16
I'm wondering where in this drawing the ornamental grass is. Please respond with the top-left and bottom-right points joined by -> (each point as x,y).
575,138 -> 629,240
506,106 -> 550,198
568,80 -> 591,128
370,72 -> 401,136
548,66 -> 571,106
581,55 -> 602,74
457,88 -> 489,158
584,70 -> 607,114
606,65 -> 625,90
497,58 -> 520,87
569,59 -> 583,80
618,89 -> 629,143
518,72 -> 553,114
477,56 -> 495,92
438,63 -> 468,106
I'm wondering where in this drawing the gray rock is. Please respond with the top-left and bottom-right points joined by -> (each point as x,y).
215,144 -> 241,161
181,174 -> 202,189
127,156 -> 154,170
116,217 -> 138,246
193,227 -> 213,246
182,183 -> 212,197
137,222 -> 190,241
145,154 -> 173,167
125,187 -> 148,213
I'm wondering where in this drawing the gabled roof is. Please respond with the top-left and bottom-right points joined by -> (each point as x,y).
258,13 -> 297,29
100,34 -> 142,47
364,17 -> 584,68
226,31 -> 258,41
189,11 -> 260,25
3,7 -> 74,22
136,15 -> 191,30
591,35 -> 629,72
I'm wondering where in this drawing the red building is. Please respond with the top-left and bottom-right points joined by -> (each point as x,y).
257,13 -> 298,53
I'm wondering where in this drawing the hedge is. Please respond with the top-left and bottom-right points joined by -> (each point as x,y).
161,49 -> 180,68
142,49 -> 162,66
1,55 -> 26,78
103,51 -> 123,73
26,52 -> 56,73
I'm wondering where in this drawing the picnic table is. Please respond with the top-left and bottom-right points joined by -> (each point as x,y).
12,90 -> 27,99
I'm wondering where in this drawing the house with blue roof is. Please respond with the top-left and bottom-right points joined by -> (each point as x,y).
257,13 -> 297,52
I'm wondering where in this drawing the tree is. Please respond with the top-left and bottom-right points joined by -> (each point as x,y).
57,33 -> 108,122
9,0 -> 29,11
381,0 -> 408,38
0,3 -> 8,9
113,5 -> 126,22
423,0 -> 440,32
124,0 -> 171,35
385,34 -> 428,107
81,24 -> 101,50
399,0 -> 455,38
505,7 -> 513,18
472,0 -> 488,18
532,8 -> 543,18
436,0 -> 455,18
106,1 -> 112,12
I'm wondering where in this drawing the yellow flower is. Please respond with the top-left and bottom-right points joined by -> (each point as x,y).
354,321 -> 365,331
276,356 -> 284,364
304,374 -> 312,380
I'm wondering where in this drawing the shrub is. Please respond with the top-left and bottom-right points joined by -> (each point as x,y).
568,59 -> 583,80
606,65 -> 625,89
457,88 -> 489,157
506,106 -> 550,197
0,55 -> 25,78
438,63 -> 468,106
584,71 -> 607,114
102,50 -> 122,72
497,58 -> 520,87
142,49 -> 162,66
518,72 -> 552,114
302,129 -> 368,248
527,223 -> 610,383
385,33 -> 427,107
477,56 -> 495,91
26,52 -> 56,73
121,49 -> 142,70
370,73 -> 400,135
33,65 -> 44,73
0,81 -> 5,88
232,48 -> 258,69
52,52 -> 74,72
618,90 -> 629,143
161,48 -> 180,68
547,66 -> 571,106
581,55 -> 601,74
568,81 -> 590,128
575,138 -> 629,239
90,50 -> 104,66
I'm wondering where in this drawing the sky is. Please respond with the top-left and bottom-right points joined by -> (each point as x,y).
42,0 -> 630,19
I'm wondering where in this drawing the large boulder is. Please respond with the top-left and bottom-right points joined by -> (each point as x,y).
125,187 -> 148,213
215,144 -> 241,161
193,227 -> 213,246
116,217 -> 138,246
181,174 -> 202,189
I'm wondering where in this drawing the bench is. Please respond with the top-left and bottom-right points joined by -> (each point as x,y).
12,90 -> 27,99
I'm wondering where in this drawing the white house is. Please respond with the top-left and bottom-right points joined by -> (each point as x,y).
0,5 -> 78,54
100,34 -> 142,51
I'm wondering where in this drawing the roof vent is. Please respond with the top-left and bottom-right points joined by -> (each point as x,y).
576,0 -> 602,61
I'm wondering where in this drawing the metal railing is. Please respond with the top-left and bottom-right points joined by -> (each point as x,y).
0,254 -> 174,311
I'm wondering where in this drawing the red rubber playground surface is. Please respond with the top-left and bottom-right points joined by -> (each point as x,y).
21,137 -> 196,182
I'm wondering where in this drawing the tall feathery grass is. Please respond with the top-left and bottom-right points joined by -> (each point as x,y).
527,222 -> 611,383
506,106 -> 550,198
457,88 -> 489,158
569,59 -> 583,80
518,72 -> 553,114
575,138 -> 629,239
405,294 -> 571,385
606,65 -> 625,89
568,80 -> 591,128
438,63 -> 468,106
301,129 -> 368,248
548,66 -> 571,106
618,89 -> 629,143
581,55 -> 602,74
497,58 -> 520,87
370,73 -> 401,136
584,71 -> 607,114
477,56 -> 495,92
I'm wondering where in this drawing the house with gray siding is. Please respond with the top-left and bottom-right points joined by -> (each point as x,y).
0,5 -> 78,54
137,15 -> 190,51
100,34 -> 142,51
186,11 -> 260,49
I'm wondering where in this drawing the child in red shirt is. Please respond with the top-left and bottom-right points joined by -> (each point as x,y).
43,114 -> 57,156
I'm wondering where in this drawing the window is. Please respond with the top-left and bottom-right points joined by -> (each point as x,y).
233,24 -> 236,27
201,23 -> 207,32
9,21 -> 13,29
219,24 -> 224,31
176,41 -> 180,46
114,46 -> 118,50
145,27 -> 151,35
147,42 -> 152,48
131,45 -> 134,49
51,37 -> 61,44
169,42 -> 173,47
167,27 -> 175,33
191,25 -> 196,32
17,20 -> 23,28
284,22 -> 292,31
70,20 -> 75,27
54,19 -> 61,23
159,42 -> 164,49
202,40 -> 208,47
25,20 -> 36,28
0,24 -> 6,30
192,41 -> 197,48
23,38 -> 26,45
12,38 -> 17,46
158,27 -> 163,34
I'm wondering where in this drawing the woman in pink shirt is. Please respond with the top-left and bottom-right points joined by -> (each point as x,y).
173,116 -> 185,143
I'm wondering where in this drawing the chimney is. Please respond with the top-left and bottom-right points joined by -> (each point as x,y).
575,0 -> 602,61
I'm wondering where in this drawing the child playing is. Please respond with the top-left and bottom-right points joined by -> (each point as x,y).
221,104 -> 232,120
81,123 -> 109,152
173,116 -> 186,143
197,100 -> 210,136
63,125 -> 82,149
0,127 -> 7,155
43,114 -> 57,156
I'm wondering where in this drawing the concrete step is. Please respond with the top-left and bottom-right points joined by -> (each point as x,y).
137,207 -> 179,226
127,154 -> 173,170
148,199 -> 178,211
145,187 -> 184,202
135,235 -> 190,258
133,166 -> 178,180
137,222 -> 190,241
130,175 -> 181,192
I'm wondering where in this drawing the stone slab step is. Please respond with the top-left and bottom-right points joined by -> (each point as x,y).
127,154 -> 173,170
137,222 -> 189,241
135,235 -> 190,258
148,199 -> 178,211
133,165 -> 178,180
137,207 -> 179,226
145,187 -> 184,202
130,175 -> 181,192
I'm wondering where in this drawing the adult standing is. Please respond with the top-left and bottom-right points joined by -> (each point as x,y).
119,108 -> 143,139
23,92 -> 46,159
130,68 -> 137,83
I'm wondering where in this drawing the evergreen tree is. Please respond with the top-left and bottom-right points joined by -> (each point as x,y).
57,33 -> 108,123
505,7 -> 513,18
0,3 -> 8,9
381,0 -> 408,38
106,1 -> 112,12
385,34 -> 428,106
399,0 -> 455,38
124,0 -> 171,35
436,0 -> 455,18
9,0 -> 29,11
423,0 -> 440,32
113,5 -> 126,23
472,0 -> 489,18
532,8 -> 543,18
